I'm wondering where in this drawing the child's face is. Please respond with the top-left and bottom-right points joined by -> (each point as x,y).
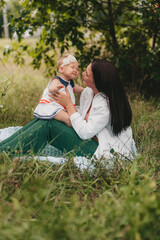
60,62 -> 79,80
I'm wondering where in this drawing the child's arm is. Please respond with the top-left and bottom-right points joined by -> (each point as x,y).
49,78 -> 64,94
74,83 -> 84,93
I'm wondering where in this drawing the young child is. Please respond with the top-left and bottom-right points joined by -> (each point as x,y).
34,54 -> 84,126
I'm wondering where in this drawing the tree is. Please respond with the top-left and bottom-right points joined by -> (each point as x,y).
3,0 -> 160,95
0,0 -> 7,37
0,0 -> 24,38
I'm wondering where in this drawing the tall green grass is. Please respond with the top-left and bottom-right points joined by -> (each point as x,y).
0,39 -> 160,240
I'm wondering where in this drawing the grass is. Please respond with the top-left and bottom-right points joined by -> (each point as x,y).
0,38 -> 160,240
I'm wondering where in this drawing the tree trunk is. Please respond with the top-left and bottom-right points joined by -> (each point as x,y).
107,0 -> 118,50
2,4 -> 9,38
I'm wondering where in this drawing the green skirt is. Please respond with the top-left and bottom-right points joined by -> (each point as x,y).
0,118 -> 98,157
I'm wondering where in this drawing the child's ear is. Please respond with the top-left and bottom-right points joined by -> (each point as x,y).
58,66 -> 63,73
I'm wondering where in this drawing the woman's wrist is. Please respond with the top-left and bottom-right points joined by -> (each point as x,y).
65,103 -> 77,116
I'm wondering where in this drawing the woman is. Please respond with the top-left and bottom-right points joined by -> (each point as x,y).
51,59 -> 135,159
0,59 -> 136,161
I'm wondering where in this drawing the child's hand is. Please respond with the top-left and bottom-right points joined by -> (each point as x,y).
54,84 -> 64,92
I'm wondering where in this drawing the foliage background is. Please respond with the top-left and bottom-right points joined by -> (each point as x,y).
1,0 -> 160,96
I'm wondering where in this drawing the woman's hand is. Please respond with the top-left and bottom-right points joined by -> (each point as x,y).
49,87 -> 72,108
49,78 -> 64,94
49,87 -> 77,116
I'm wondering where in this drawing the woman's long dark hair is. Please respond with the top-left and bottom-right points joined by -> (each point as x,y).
91,59 -> 132,136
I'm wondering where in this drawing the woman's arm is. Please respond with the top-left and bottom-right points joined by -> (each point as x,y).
70,99 -> 110,140
51,88 -> 110,140
51,87 -> 77,116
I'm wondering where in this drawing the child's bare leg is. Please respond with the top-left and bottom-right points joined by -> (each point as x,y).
54,110 -> 72,127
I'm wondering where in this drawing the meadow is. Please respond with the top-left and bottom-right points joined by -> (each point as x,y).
0,38 -> 160,240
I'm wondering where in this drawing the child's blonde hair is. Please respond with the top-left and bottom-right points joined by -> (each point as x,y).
57,55 -> 70,71
57,54 -> 77,71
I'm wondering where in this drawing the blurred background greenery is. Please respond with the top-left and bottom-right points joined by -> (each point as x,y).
0,0 -> 160,96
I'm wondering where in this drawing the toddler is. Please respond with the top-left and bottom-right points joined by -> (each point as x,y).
34,54 -> 84,126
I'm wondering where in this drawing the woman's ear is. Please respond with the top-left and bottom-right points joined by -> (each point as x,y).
58,66 -> 63,73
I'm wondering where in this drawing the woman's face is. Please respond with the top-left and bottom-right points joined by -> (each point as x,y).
82,63 -> 95,89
